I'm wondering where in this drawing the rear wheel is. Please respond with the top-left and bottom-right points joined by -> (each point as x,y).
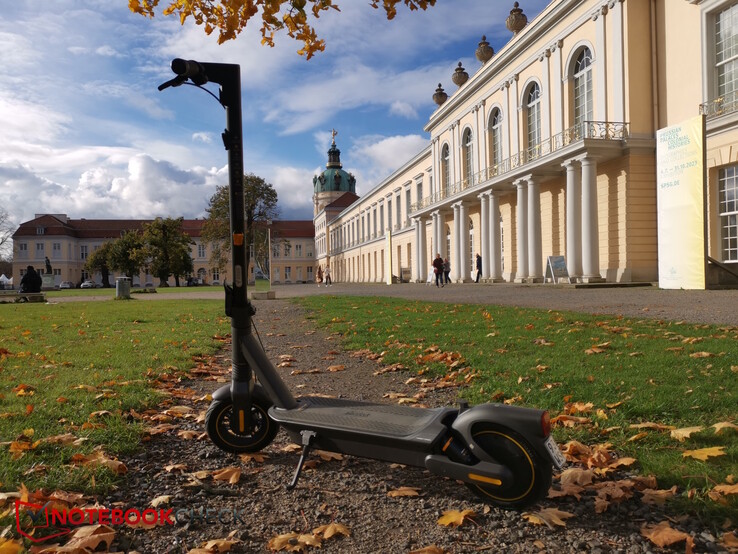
205,389 -> 279,453
466,425 -> 552,509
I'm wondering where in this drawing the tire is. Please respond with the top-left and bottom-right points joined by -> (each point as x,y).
205,390 -> 279,453
465,425 -> 552,509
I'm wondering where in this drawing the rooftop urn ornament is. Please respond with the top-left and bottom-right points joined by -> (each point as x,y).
476,35 -> 494,63
433,83 -> 448,106
506,2 -> 528,35
452,62 -> 469,87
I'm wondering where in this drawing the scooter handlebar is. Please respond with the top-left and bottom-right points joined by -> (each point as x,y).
158,58 -> 208,91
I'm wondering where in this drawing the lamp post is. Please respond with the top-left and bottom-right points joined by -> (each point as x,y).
267,220 -> 272,289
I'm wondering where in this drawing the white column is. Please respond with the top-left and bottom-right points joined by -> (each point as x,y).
501,83 -> 511,160
477,102 -> 487,181
509,75 -> 520,158
609,0 -> 625,122
563,159 -> 582,279
540,50 -> 551,142
431,211 -> 439,259
415,217 -> 427,282
452,203 -> 461,281
581,157 -> 602,281
594,6 -> 608,121
551,40 -> 564,137
489,192 -> 503,281
459,202 -> 470,281
480,193 -> 490,279
515,180 -> 528,282
527,176 -> 543,281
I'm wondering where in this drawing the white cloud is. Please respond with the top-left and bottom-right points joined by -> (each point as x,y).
192,132 -> 213,144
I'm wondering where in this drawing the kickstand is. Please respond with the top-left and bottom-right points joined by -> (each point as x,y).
286,430 -> 317,491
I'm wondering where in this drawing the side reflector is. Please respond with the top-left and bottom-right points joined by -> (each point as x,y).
233,233 -> 244,246
541,411 -> 551,437
238,410 -> 245,432
468,473 -> 502,486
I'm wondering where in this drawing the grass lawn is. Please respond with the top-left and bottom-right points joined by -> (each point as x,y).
0,293 -> 735,526
0,298 -> 229,493
297,295 -> 738,523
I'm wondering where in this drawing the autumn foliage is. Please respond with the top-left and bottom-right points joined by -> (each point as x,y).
128,0 -> 437,58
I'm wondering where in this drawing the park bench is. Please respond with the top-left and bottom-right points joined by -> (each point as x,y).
0,290 -> 47,304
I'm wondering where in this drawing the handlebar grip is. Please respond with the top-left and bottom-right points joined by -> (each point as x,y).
171,58 -> 208,85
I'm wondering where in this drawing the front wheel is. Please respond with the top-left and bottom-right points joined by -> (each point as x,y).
466,425 -> 552,509
205,392 -> 279,453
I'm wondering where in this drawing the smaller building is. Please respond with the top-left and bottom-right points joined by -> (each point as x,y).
12,214 -> 315,288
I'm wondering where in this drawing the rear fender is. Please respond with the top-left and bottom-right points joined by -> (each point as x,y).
451,403 -> 550,463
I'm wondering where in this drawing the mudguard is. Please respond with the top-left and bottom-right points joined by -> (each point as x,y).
211,382 -> 270,404
450,403 -> 551,465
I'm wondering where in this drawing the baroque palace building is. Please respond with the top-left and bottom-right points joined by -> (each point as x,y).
314,0 -> 738,288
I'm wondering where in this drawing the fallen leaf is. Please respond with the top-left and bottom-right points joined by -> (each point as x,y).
711,483 -> 738,496
326,364 -> 345,372
682,446 -> 726,461
641,486 -> 677,505
313,522 -> 351,539
212,466 -> 241,484
641,521 -> 695,551
150,495 -> 172,507
409,547 -> 446,554
629,422 -> 675,431
239,453 -> 268,464
713,421 -> 738,435
670,426 -> 703,442
61,524 -> 116,552
316,450 -> 343,462
522,508 -> 575,529
387,486 -> 421,497
437,509 -> 476,527
559,468 -> 595,487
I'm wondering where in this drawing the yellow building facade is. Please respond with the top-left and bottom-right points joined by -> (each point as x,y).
315,0 -> 738,288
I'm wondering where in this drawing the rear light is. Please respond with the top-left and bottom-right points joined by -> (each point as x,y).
541,411 -> 551,437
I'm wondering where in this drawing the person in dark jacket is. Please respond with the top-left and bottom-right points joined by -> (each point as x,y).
20,266 -> 42,293
432,253 -> 445,287
475,253 -> 482,283
443,258 -> 451,285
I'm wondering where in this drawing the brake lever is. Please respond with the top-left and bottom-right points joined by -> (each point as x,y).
157,75 -> 187,91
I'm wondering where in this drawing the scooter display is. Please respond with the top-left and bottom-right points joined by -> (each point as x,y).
159,58 -> 566,509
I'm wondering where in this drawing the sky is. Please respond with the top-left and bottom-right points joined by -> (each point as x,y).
0,0 -> 551,255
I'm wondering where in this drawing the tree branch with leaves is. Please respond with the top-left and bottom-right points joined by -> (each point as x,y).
128,0 -> 436,58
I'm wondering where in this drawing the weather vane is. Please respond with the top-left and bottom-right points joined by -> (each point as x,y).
331,128 -> 337,145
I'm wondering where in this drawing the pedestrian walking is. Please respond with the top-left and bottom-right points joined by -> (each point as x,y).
475,253 -> 482,283
316,266 -> 323,287
432,253 -> 445,287
324,265 -> 332,286
443,258 -> 451,285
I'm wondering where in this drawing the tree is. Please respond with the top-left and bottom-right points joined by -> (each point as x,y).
0,207 -> 13,259
201,174 -> 279,276
129,0 -> 436,59
109,230 -> 148,282
142,217 -> 195,287
85,242 -> 114,288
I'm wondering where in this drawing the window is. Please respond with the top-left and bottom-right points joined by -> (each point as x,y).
462,128 -> 473,184
416,180 -> 423,207
284,243 -> 291,257
272,243 -> 280,258
295,244 -> 302,257
212,269 -> 220,282
380,204 -> 385,234
36,227 -> 45,235
526,83 -> 542,154
307,245 -> 313,258
489,109 -> 503,169
716,4 -> 738,104
18,243 -> 28,259
573,47 -> 593,129
36,243 -> 45,259
441,144 -> 450,189
387,199 -> 392,231
396,194 -> 401,229
719,166 -> 738,261
52,243 -> 62,259
405,189 -> 411,225
80,245 -> 87,260
198,244 -> 206,258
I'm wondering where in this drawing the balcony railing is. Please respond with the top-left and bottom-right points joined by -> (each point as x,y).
410,121 -> 628,213
699,93 -> 738,119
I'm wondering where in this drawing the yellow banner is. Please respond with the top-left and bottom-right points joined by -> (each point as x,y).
656,116 -> 706,289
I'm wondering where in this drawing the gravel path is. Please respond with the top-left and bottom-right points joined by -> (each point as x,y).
98,296 -> 732,554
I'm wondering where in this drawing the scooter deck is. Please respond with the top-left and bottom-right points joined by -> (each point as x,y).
270,396 -> 448,436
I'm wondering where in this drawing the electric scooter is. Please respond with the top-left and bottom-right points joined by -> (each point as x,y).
159,59 -> 566,509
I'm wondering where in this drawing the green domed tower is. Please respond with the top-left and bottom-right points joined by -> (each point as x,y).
313,131 -> 357,217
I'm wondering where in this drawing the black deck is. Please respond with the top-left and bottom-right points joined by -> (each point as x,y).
269,396 -> 447,438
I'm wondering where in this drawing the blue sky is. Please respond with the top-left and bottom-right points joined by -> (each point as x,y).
0,0 -> 550,248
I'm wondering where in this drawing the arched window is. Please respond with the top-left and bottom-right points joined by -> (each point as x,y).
441,144 -> 450,190
526,83 -> 541,153
488,109 -> 503,170
462,128 -> 473,185
574,47 -> 593,129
